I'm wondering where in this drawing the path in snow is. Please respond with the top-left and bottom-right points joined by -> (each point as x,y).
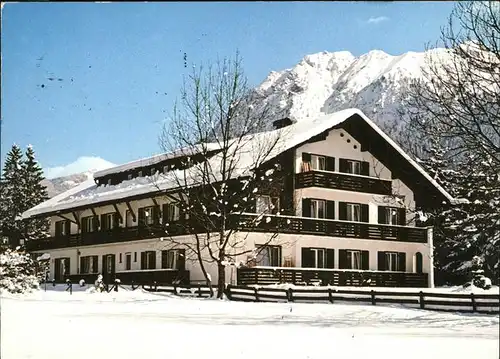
1,289 -> 499,359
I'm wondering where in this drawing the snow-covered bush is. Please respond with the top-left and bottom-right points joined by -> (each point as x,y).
94,274 -> 105,293
0,248 -> 39,294
79,279 -> 86,287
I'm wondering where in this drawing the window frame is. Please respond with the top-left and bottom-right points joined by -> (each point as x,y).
310,199 -> 326,219
346,160 -> 361,175
348,250 -> 362,269
311,154 -> 326,171
385,252 -> 399,271
346,203 -> 361,222
255,245 -> 281,267
80,255 -> 98,274
55,220 -> 69,236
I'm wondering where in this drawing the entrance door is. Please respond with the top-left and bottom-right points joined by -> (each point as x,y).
54,258 -> 70,282
102,254 -> 116,284
125,253 -> 132,270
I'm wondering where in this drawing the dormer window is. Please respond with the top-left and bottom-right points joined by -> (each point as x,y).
107,178 -> 112,186
150,168 -> 156,176
163,165 -> 169,174
138,170 -> 143,177
127,174 -> 133,180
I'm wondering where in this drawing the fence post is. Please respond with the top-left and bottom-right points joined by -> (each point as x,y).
154,281 -> 158,292
198,284 -> 202,298
254,287 -> 259,302
471,292 -> 477,312
371,290 -> 376,305
328,287 -> 334,303
419,291 -> 425,309
287,288 -> 294,302
173,282 -> 177,295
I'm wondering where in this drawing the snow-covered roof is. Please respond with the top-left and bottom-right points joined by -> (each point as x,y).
94,143 -> 221,178
21,108 -> 455,219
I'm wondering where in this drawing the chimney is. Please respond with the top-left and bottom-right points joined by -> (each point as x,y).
272,117 -> 295,130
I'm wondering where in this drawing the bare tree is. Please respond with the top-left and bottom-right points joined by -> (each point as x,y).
397,1 -> 500,283
155,52 -> 291,298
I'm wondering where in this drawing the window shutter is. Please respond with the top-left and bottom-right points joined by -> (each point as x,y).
301,248 -> 314,268
338,202 -> 347,220
361,250 -> 369,270
326,201 -> 335,220
113,213 -> 119,229
326,249 -> 335,269
55,260 -> 61,280
138,208 -> 145,227
302,153 -> 311,162
326,157 -> 335,171
150,252 -> 156,269
398,208 -> 406,226
177,249 -> 186,271
153,205 -> 161,225
338,249 -> 348,269
302,199 -> 311,217
360,161 -> 370,176
93,256 -> 98,273
65,221 -> 71,236
80,257 -> 84,274
141,252 -> 146,270
339,158 -> 348,173
378,206 -> 386,224
377,251 -> 386,271
100,214 -> 107,231
110,255 -> 116,275
162,204 -> 169,224
64,258 -> 70,275
361,204 -> 369,223
93,216 -> 99,231
161,250 -> 168,269
398,252 -> 406,272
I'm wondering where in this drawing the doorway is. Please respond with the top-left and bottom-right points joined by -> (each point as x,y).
102,254 -> 116,283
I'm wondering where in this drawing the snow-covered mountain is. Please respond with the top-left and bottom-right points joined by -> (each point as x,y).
251,48 -> 448,127
41,172 -> 95,198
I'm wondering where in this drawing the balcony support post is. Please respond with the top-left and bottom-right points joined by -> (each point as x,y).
71,211 -> 81,231
90,207 -> 100,228
56,213 -> 78,226
125,201 -> 136,222
112,203 -> 123,224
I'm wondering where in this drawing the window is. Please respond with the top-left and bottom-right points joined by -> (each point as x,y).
163,202 -> 180,222
55,220 -> 69,236
347,250 -> 362,269
161,249 -> 185,270
385,207 -> 399,225
346,160 -> 361,175
150,168 -> 156,176
141,251 -> 156,270
346,203 -> 361,222
143,207 -> 155,225
80,256 -> 98,274
311,199 -> 326,219
378,251 -> 406,272
101,213 -> 116,230
107,179 -> 112,185
311,155 -> 326,171
81,216 -> 96,233
125,253 -> 132,270
302,248 -> 334,268
163,165 -> 169,174
385,252 -> 399,271
256,195 -> 280,215
138,170 -> 143,177
255,245 -> 281,267
127,174 -> 133,180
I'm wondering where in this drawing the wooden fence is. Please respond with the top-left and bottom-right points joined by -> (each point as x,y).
141,284 -> 499,314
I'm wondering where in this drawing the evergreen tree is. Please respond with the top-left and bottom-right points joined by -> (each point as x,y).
0,144 -> 25,248
21,145 -> 50,241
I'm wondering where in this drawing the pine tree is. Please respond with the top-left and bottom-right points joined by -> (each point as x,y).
21,145 -> 50,242
0,144 -> 25,248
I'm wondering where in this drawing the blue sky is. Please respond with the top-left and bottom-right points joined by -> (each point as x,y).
1,1 -> 456,177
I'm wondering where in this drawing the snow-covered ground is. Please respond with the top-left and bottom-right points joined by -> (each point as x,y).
1,287 -> 499,359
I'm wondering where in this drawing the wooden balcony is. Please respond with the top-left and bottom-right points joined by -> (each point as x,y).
237,267 -> 428,288
295,170 -> 392,195
236,214 -> 428,243
26,214 -> 428,251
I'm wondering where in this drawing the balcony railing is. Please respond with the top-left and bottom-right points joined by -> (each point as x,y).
26,214 -> 428,251
235,214 -> 428,243
237,267 -> 428,288
295,170 -> 392,195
